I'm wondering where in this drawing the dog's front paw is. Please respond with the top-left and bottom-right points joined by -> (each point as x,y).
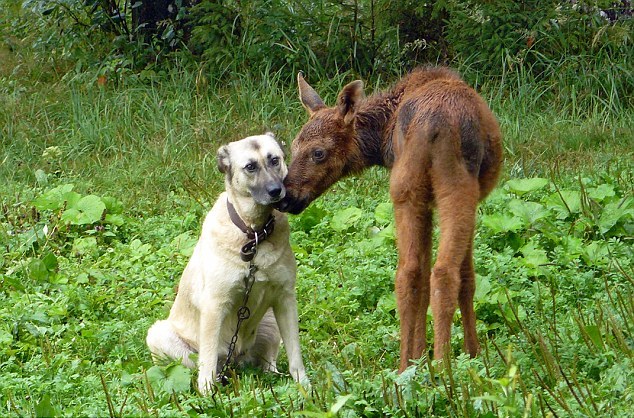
290,368 -> 310,388
299,375 -> 311,390
197,373 -> 215,394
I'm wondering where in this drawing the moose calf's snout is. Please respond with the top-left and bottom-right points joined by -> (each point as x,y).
276,197 -> 290,212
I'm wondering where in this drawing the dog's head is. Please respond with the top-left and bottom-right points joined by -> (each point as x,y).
217,132 -> 288,206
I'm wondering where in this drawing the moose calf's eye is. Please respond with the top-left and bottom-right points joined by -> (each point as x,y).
313,149 -> 326,162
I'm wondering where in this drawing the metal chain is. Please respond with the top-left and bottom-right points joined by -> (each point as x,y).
217,232 -> 260,385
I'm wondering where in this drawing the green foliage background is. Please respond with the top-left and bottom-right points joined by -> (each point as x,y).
0,0 -> 633,416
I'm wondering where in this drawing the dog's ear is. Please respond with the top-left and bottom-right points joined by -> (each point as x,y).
264,131 -> 287,157
278,140 -> 288,158
217,145 -> 231,174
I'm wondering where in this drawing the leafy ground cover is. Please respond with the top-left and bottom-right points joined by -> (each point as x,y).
1,64 -> 633,416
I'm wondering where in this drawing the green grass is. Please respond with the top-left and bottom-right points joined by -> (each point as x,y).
1,55 -> 633,416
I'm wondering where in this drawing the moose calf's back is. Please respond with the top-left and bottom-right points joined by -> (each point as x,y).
391,68 -> 502,202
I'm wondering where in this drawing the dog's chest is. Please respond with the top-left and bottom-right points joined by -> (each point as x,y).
220,270 -> 280,339
229,267 -> 279,298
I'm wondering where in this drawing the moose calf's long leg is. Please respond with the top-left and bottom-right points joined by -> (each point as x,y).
390,162 -> 433,372
430,176 -> 480,360
414,213 -> 433,359
459,244 -> 480,357
393,201 -> 432,372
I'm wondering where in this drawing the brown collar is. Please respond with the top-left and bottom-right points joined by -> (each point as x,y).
226,199 -> 275,262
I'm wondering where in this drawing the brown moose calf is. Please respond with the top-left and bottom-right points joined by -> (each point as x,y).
277,67 -> 503,371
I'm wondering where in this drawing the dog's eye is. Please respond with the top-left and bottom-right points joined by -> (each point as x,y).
245,162 -> 258,172
312,149 -> 326,162
270,157 -> 280,167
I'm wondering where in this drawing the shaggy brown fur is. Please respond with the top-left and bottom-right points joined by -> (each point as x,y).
278,67 -> 503,371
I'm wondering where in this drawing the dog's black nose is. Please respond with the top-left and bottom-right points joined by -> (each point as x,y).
268,186 -> 282,198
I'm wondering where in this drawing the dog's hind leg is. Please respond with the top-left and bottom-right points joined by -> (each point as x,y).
146,320 -> 196,368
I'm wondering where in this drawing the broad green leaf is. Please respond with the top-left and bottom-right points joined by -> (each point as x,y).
33,184 -> 75,211
71,237 -> 98,257
146,365 -> 166,392
481,213 -> 524,233
35,394 -> 59,418
395,364 -> 417,386
357,237 -> 384,253
377,293 -> 397,314
105,213 -> 125,226
501,301 -> 527,322
101,196 -> 124,214
3,273 -> 25,291
28,259 -> 49,281
120,371 -> 135,387
587,184 -> 615,202
164,364 -> 191,393
376,222 -> 395,242
508,199 -> 550,225
374,202 -> 393,225
584,325 -> 604,349
598,198 -> 634,234
330,207 -> 363,232
41,252 -> 58,271
0,329 -> 12,345
171,231 -> 197,256
16,227 -> 45,252
475,276 -> 492,302
505,178 -> 548,195
296,205 -> 327,232
47,304 -> 67,317
582,241 -> 609,266
61,195 -> 106,225
543,190 -> 581,219
520,241 -> 549,270
64,191 -> 82,208
557,235 -> 583,263
330,394 -> 353,414
130,239 -> 152,256
75,273 -> 90,284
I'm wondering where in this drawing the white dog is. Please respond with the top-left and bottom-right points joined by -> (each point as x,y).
146,133 -> 307,393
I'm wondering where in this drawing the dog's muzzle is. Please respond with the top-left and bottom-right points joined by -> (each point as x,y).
251,181 -> 286,205
266,184 -> 284,202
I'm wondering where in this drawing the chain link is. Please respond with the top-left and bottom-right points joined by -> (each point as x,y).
217,234 -> 260,385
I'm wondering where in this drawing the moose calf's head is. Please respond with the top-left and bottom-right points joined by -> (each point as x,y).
277,72 -> 365,214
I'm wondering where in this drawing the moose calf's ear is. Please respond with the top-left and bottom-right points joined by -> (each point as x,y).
298,71 -> 325,115
217,145 -> 231,174
336,80 -> 364,125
